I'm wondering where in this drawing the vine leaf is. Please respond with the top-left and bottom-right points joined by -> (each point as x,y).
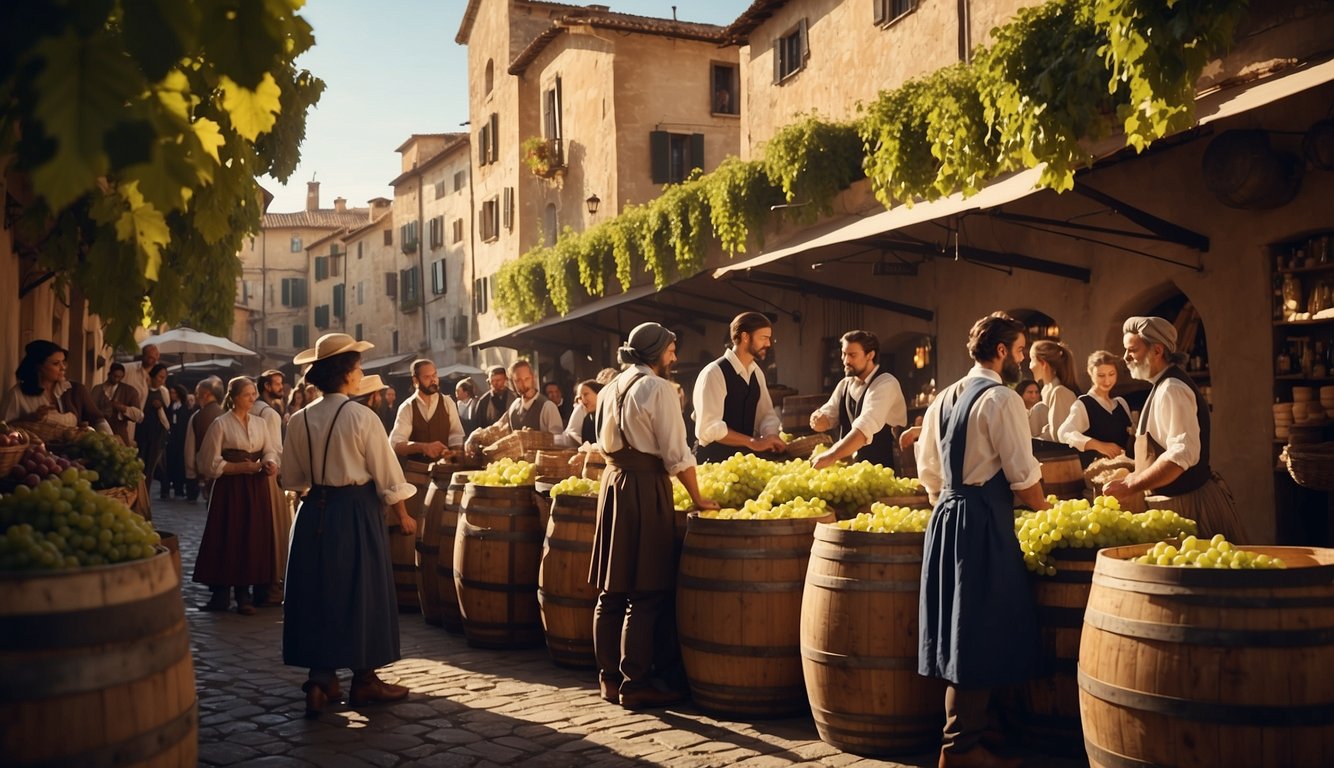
114,181 -> 171,281
220,72 -> 282,141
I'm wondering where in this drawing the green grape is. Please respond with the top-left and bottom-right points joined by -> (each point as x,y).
470,458 -> 536,487
1133,534 -> 1285,569
839,503 -> 932,533
550,476 -> 598,497
1014,496 -> 1199,575
0,473 -> 161,571
697,496 -> 831,520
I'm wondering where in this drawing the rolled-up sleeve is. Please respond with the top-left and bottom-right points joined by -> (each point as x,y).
986,391 -> 1043,491
388,399 -> 413,448
811,385 -> 842,431
692,365 -> 728,446
1057,399 -> 1091,451
654,387 -> 696,476
1154,381 -> 1201,470
851,375 -> 907,442
362,419 -> 415,505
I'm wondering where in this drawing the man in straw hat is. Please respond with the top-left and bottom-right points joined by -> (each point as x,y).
281,333 -> 418,717
591,322 -> 717,710
1104,316 -> 1249,542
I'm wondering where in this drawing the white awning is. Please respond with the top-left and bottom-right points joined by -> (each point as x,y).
359,352 -> 415,372
470,283 -> 661,349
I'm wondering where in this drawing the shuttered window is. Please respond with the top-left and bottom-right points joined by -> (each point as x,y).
650,131 -> 705,185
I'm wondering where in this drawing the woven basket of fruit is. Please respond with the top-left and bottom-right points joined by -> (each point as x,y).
0,429 -> 29,476
535,449 -> 577,479
482,432 -> 524,462
512,428 -> 558,452
784,433 -> 832,459
96,485 -> 138,510
1282,442 -> 1334,491
16,421 -> 83,446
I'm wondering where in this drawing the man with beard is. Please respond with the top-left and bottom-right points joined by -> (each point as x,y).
808,330 -> 907,469
489,359 -> 563,435
96,362 -> 145,445
691,311 -> 786,462
591,322 -> 717,709
472,366 -> 515,429
185,376 -> 225,503
391,359 -> 464,461
914,311 -> 1043,768
1103,316 -> 1249,542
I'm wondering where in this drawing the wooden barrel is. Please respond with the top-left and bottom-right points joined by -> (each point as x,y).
157,530 -> 183,584
677,512 -> 833,717
432,471 -> 471,634
453,482 -> 544,649
538,493 -> 600,668
1022,546 -> 1097,755
0,549 -> 198,766
801,524 -> 943,755
1079,544 -> 1334,768
1040,454 -> 1086,500
388,459 -> 431,612
418,463 -> 465,629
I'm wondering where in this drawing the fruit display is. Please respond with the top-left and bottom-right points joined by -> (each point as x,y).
0,422 -> 26,447
838,503 -> 932,533
757,460 -> 921,509
1015,496 -> 1198,575
2,440 -> 90,492
1133,534 -> 1287,569
61,430 -> 145,489
697,496 -> 831,520
469,457 -> 536,487
0,469 -> 160,571
550,476 -> 599,497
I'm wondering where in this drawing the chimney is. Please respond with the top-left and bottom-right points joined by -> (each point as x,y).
306,181 -> 320,211
334,197 -> 347,213
368,197 -> 392,219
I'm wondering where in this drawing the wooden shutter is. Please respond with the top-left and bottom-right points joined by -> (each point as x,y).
332,284 -> 345,319
873,0 -> 886,25
488,113 -> 499,164
385,271 -> 397,299
799,18 -> 810,62
650,131 -> 669,184
690,133 -> 705,175
773,36 -> 783,83
502,187 -> 514,230
281,278 -> 291,306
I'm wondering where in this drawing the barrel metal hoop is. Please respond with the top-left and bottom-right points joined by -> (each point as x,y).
685,677 -> 806,698
1077,668 -> 1334,725
808,543 -> 922,564
679,634 -> 798,658
804,573 -> 919,593
810,703 -> 940,727
681,545 -> 812,559
677,575 -> 806,593
1036,569 -> 1096,584
392,564 -> 416,573
0,588 -> 184,651
0,622 -> 190,700
1090,573 -> 1334,608
536,591 -> 597,608
457,578 -> 538,594
416,542 -> 439,555
461,528 -> 543,543
20,699 -> 198,768
1083,607 -> 1334,646
1082,738 -> 1162,768
800,645 -> 916,670
435,565 -> 457,578
544,539 -> 591,553
461,505 -> 539,518
1036,605 -> 1086,628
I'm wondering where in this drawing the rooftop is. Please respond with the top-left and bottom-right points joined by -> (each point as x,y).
510,6 -> 726,75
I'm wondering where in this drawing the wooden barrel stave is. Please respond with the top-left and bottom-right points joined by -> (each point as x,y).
419,467 -> 468,632
388,459 -> 431,613
453,483 -> 544,649
538,494 -> 600,668
1022,546 -> 1097,754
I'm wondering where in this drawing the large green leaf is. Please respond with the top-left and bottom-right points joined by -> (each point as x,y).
199,0 -> 286,89
120,0 -> 200,82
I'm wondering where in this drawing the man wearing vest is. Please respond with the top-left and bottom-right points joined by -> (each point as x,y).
809,330 -> 908,470
692,311 -> 787,463
1104,316 -> 1250,542
390,359 -> 464,461
184,376 -> 225,504
96,362 -> 145,446
489,359 -> 563,435
473,366 -> 516,429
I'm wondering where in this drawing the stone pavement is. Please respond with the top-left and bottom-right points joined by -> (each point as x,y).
152,497 -> 1087,768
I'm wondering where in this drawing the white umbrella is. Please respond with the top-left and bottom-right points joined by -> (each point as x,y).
140,327 -> 257,357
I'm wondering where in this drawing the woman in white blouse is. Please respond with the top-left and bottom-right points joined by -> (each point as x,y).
1058,350 -> 1135,468
1028,340 -> 1080,442
192,376 -> 280,615
560,379 -> 602,447
280,334 -> 417,718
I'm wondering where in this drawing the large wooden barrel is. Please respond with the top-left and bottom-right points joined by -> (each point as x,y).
0,549 -> 198,766
453,482 -> 544,649
1040,455 -> 1085,500
1079,544 -> 1334,768
801,524 -> 943,756
418,463 -> 465,629
538,493 -> 600,668
157,529 -> 183,584
677,512 -> 833,717
1022,546 -> 1097,755
388,459 -> 431,612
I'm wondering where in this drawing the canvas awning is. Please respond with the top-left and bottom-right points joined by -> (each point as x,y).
470,284 -> 661,349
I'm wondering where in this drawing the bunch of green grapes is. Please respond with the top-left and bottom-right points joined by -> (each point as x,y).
1014,496 -> 1198,575
840,503 -> 932,533
698,496 -> 831,520
0,469 -> 161,571
63,431 -> 144,489
1134,534 -> 1286,569
550,476 -> 598,497
470,458 -> 536,487
757,461 -> 917,510
674,453 -> 792,510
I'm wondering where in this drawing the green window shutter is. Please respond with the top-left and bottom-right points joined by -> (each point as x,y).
281,278 -> 291,306
333,284 -> 345,319
650,131 -> 669,184
690,133 -> 705,174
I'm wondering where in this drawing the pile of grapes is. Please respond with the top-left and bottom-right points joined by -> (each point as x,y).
0,469 -> 161,570
697,496 -> 831,520
671,454 -> 922,512
2,440 -> 90,492
550,476 -> 599,497
839,503 -> 932,533
62,430 -> 144,489
1134,534 -> 1286,569
1015,496 -> 1198,575
469,458 -> 536,487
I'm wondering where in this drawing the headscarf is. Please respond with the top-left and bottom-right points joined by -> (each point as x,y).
617,322 -> 676,367
1122,316 -> 1177,352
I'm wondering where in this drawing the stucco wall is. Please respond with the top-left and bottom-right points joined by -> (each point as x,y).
342,219 -> 399,354
421,146 -> 475,363
235,224 -> 335,358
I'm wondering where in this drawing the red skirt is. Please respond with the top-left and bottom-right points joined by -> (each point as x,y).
193,471 -> 278,586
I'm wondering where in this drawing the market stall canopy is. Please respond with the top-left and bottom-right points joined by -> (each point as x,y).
359,352 -> 415,373
165,357 -> 241,373
432,363 -> 486,378
139,328 -> 256,357
470,283 -> 660,349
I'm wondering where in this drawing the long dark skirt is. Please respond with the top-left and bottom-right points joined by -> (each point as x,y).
589,450 -> 675,594
193,471 -> 278,587
283,483 -> 400,671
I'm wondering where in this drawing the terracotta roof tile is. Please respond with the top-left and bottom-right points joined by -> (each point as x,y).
721,0 -> 791,45
510,7 -> 725,75
261,209 -> 372,229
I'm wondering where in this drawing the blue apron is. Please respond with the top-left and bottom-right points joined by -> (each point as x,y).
918,376 -> 1038,687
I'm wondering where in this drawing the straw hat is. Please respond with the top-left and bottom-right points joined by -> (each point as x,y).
293,332 -> 374,365
352,374 -> 386,398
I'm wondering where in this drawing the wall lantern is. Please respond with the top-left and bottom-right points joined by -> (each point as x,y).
585,194 -> 601,216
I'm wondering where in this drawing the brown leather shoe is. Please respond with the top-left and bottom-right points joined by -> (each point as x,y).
349,672 -> 409,706
938,744 -> 1023,768
619,686 -> 687,710
302,681 -> 329,718
598,677 -> 620,704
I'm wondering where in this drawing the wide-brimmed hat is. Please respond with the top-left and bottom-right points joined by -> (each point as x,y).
293,333 -> 374,365
352,374 -> 386,397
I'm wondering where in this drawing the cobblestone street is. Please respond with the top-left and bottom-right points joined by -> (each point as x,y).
156,499 -> 1085,767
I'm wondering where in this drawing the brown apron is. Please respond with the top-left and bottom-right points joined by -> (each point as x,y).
1134,432 -> 1249,542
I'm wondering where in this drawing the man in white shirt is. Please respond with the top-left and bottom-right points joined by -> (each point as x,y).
487,360 -> 563,436
390,359 -> 464,461
691,311 -> 786,462
1104,316 -> 1248,542
120,344 -> 160,442
454,379 -> 478,435
185,377 -> 224,503
809,330 -> 907,469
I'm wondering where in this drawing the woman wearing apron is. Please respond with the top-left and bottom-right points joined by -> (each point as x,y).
281,334 -> 418,717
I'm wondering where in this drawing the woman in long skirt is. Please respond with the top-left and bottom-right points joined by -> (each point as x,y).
281,333 -> 418,717
193,376 -> 280,614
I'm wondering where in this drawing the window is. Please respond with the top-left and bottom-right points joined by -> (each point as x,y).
502,187 -> 514,231
479,197 -> 499,242
400,221 -> 419,254
454,170 -> 466,192
774,19 -> 809,82
290,235 -> 302,253
383,229 -> 392,246
392,330 -> 399,354
314,305 -> 330,329
478,113 -> 498,166
650,131 -> 705,184
544,204 -> 557,242
356,281 -> 364,305
400,267 -> 421,308
384,272 -> 398,299
484,59 -> 494,95
434,180 -> 446,199
237,279 -> 251,305
452,218 -> 464,244
874,0 -> 918,26
354,323 -> 363,340
332,283 -> 345,319
280,277 -> 307,307
437,317 -> 448,340
429,216 -> 445,248
314,256 -> 329,282
544,77 -> 563,141
357,241 -> 363,259
474,277 -> 489,315
329,246 -> 342,276
431,259 -> 447,295
293,325 -> 308,348
711,63 -> 739,115
266,328 -> 279,346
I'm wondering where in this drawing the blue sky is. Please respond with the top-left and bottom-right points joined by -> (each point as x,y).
263,1 -> 750,213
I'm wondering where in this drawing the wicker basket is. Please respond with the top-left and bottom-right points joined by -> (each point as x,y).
582,448 -> 607,480
0,436 -> 29,476
535,449 -> 577,480
16,421 -> 82,447
512,428 -> 558,451
96,485 -> 138,511
1282,442 -> 1334,491
482,432 -> 525,462
784,433 -> 833,459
